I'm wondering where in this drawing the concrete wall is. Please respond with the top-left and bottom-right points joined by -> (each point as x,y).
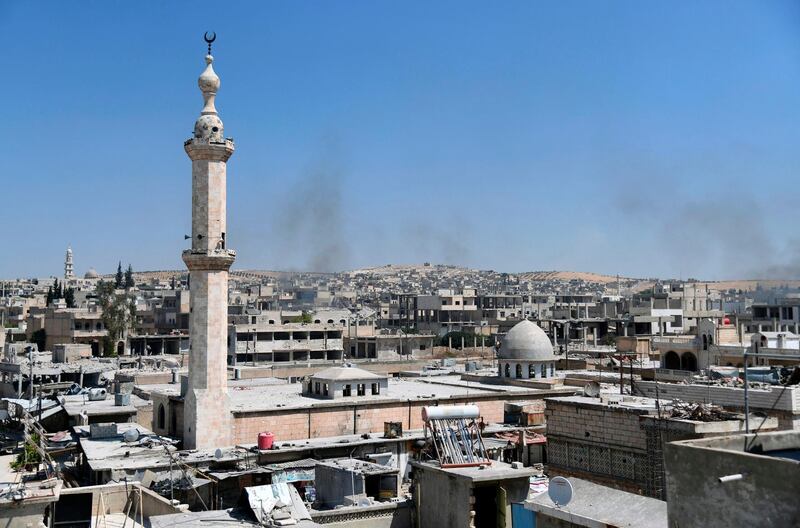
315,464 -> 365,508
231,398 -> 505,444
665,432 -> 800,527
545,398 -> 653,493
546,399 -> 650,452
414,467 -> 473,528
636,381 -> 800,417
0,500 -> 53,528
311,502 -> 411,528
56,482 -> 181,525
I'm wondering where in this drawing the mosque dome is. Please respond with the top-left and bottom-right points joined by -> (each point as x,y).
498,320 -> 555,361
84,268 -> 99,279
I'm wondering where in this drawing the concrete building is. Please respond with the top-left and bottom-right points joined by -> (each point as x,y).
149,373 -> 572,445
304,365 -> 388,399
665,430 -> 800,527
523,477 -> 667,528
545,394 -> 775,498
181,43 -> 236,450
497,320 -> 557,380
411,460 -> 536,528
344,329 -> 435,360
30,306 -> 108,355
228,321 -> 344,364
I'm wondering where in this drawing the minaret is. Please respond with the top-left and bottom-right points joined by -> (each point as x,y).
182,34 -> 235,449
64,246 -> 74,280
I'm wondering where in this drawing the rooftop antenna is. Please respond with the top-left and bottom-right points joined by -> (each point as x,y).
204,31 -> 216,55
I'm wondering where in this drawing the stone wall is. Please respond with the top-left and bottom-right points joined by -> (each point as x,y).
232,398 -> 505,444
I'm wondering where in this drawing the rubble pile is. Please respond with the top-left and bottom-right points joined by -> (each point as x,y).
669,400 -> 737,422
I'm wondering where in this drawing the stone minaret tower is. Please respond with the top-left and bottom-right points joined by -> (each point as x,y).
182,38 -> 235,449
64,246 -> 74,280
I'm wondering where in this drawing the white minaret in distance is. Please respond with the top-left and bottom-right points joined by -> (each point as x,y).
182,34 -> 235,449
64,246 -> 74,280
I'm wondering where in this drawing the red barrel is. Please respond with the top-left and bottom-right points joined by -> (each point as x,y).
258,432 -> 274,450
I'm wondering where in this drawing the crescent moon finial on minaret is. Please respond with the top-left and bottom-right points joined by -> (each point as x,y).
204,31 -> 216,55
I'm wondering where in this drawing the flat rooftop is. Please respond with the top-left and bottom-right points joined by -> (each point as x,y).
410,460 -> 539,483
76,423 -> 243,472
145,374 -> 574,413
525,477 -> 667,528
62,393 -> 150,417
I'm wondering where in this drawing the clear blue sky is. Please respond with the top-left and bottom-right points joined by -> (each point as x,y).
2,1 -> 800,280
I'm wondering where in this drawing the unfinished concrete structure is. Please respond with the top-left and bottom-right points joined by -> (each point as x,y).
228,320 -> 344,364
181,42 -> 236,449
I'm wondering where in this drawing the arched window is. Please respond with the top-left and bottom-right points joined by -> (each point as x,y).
663,351 -> 681,370
515,364 -> 522,378
702,335 -> 708,351
540,364 -> 547,378
528,364 -> 535,378
327,319 -> 334,324
550,363 -> 554,377
681,352 -> 698,371
504,364 -> 511,377
314,320 -> 321,324
157,404 -> 165,430
708,335 -> 714,346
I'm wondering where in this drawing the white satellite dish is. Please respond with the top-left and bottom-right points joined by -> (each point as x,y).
548,476 -> 574,507
214,448 -> 223,460
584,381 -> 601,398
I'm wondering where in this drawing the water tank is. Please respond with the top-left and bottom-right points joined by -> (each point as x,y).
257,432 -> 275,450
87,388 -> 107,401
422,404 -> 480,422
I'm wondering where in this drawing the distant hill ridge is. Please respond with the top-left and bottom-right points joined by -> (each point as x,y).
114,266 -> 800,292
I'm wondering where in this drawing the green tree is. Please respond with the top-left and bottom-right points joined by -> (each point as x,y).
124,264 -> 135,289
96,281 -> 136,357
115,262 -> 123,289
45,286 -> 53,306
64,287 -> 76,308
11,433 -> 41,471
53,279 -> 61,301
299,311 -> 313,324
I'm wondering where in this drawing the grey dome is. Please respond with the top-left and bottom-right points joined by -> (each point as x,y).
498,320 -> 555,361
84,268 -> 99,279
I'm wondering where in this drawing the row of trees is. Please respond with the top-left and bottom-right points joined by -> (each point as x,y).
115,262 -> 135,289
46,279 -> 75,308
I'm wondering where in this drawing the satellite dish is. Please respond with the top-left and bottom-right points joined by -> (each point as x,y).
214,448 -> 223,460
123,428 -> 140,443
548,476 -> 573,507
584,381 -> 601,398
